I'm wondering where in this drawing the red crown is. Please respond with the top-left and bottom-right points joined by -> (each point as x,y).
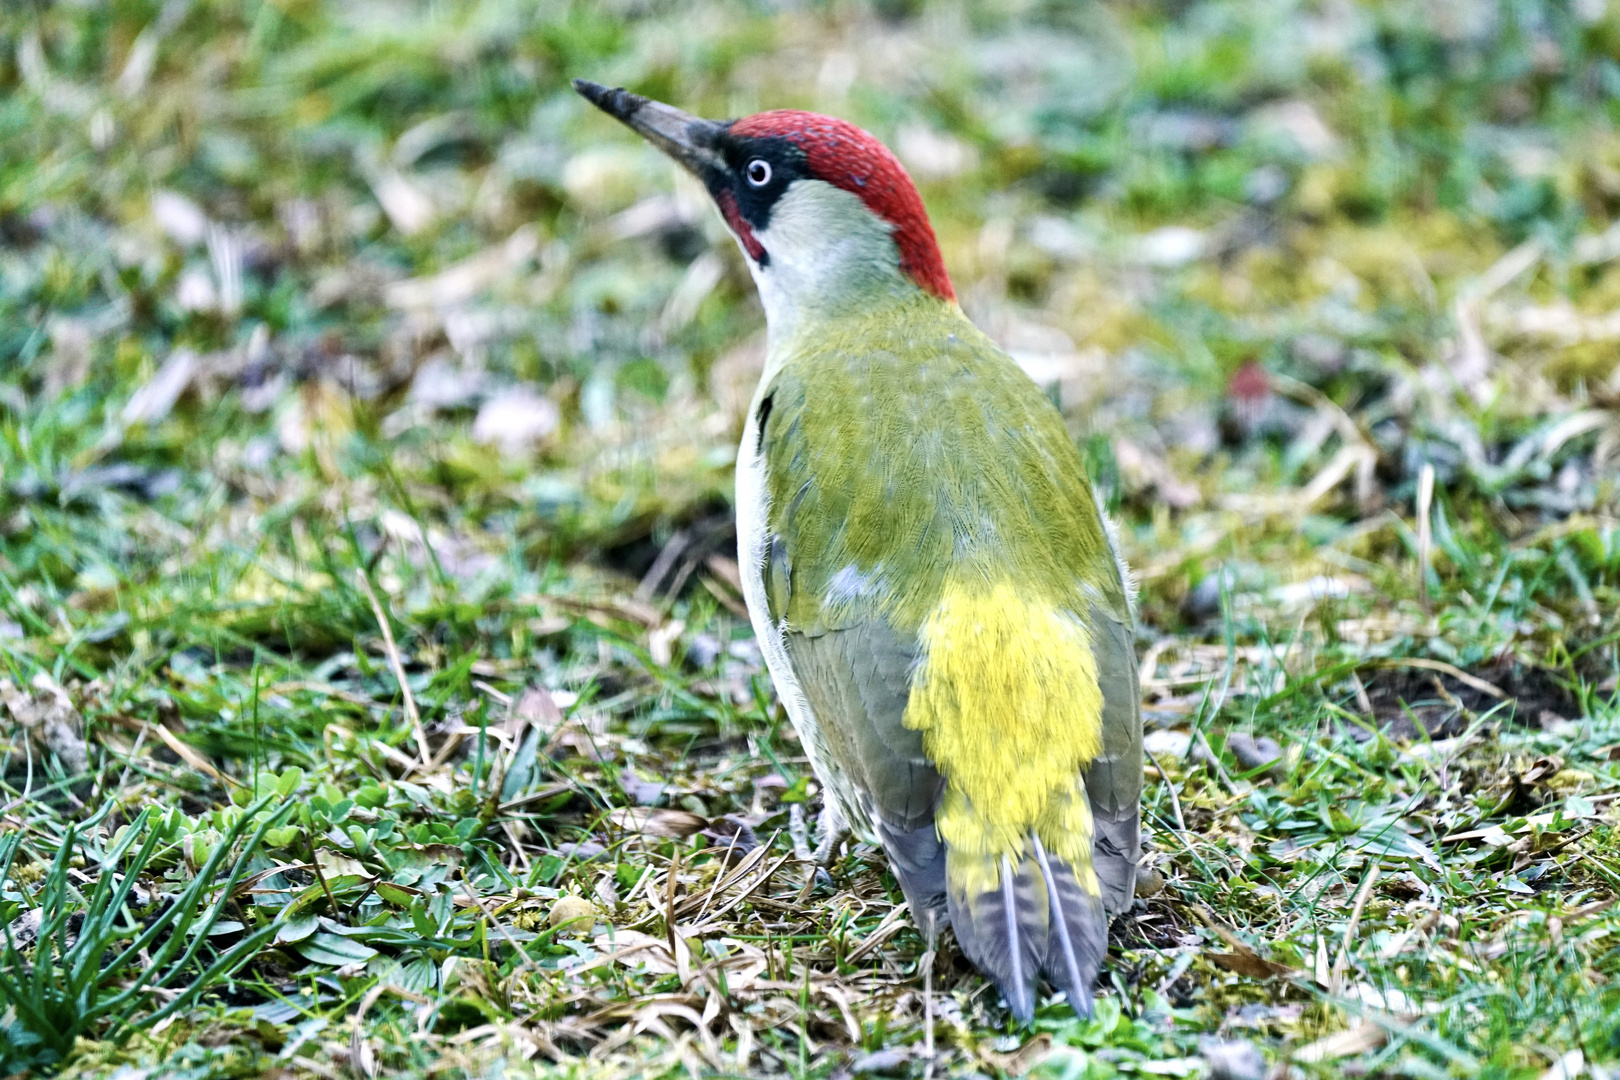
732,110 -> 955,301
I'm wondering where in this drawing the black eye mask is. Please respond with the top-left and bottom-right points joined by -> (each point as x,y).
710,133 -> 809,233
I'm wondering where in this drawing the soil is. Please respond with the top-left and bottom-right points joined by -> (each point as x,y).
1358,660 -> 1583,741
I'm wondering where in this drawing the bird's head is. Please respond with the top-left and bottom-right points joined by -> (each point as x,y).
574,80 -> 954,340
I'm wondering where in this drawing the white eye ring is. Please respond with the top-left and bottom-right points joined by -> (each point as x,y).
745,159 -> 771,187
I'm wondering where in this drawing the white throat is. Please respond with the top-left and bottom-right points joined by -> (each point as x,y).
733,180 -> 916,350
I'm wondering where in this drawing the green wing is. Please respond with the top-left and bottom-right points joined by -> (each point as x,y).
1084,603 -> 1143,914
762,512 -> 949,914
752,297 -> 1142,1013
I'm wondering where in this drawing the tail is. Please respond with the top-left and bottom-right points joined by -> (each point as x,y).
944,811 -> 1108,1020
898,575 -> 1127,1020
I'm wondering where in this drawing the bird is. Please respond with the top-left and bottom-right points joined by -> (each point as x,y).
574,79 -> 1143,1021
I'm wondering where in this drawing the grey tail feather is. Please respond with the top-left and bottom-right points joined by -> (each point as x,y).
945,851 -> 1043,1022
1092,811 -> 1141,916
1000,856 -> 1030,1019
947,838 -> 1108,1022
1031,836 -> 1107,1017
1030,837 -> 1084,1004
872,816 -> 947,932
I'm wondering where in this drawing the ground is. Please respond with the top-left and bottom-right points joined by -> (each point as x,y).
2,1 -> 1619,1077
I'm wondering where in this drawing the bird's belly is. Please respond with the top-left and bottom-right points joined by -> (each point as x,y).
735,413 -> 871,836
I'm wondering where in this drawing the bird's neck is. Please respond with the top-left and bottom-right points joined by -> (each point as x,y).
742,181 -> 943,353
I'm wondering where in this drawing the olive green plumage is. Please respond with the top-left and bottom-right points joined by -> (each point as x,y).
758,296 -> 1127,635
568,78 -> 1143,1021
753,292 -> 1142,1018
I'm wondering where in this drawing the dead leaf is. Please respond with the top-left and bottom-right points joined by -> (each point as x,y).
0,675 -> 89,774
553,840 -> 607,862
610,807 -> 708,839
152,189 -> 209,246
1200,1038 -> 1267,1080
1136,225 -> 1208,267
514,686 -> 563,728
472,387 -> 559,456
896,123 -> 977,179
1521,756 -> 1563,785
659,251 -> 724,333
704,555 -> 744,595
123,349 -> 198,425
1441,825 -> 1514,846
315,849 -> 369,878
977,1033 -> 1051,1075
701,816 -> 761,860
368,168 -> 436,235
1209,951 -> 1294,979
580,929 -> 678,975
620,769 -> 667,807
1114,436 -> 1201,508
149,719 -> 238,787
648,620 -> 684,667
1249,100 -> 1341,160
1225,732 -> 1286,781
385,225 -> 540,310
1293,1020 -> 1386,1063
44,316 -> 93,396
410,843 -> 464,867
1192,903 -> 1298,979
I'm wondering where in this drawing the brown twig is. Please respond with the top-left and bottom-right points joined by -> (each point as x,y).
1364,657 -> 1505,700
350,982 -> 388,1078
665,844 -> 683,973
1333,863 -> 1382,993
355,567 -> 430,767
460,872 -> 537,969
1416,462 -> 1435,613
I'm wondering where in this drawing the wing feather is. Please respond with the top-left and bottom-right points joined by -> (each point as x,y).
748,305 -> 1142,1019
1084,605 -> 1142,913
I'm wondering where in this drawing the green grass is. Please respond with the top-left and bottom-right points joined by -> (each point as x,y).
0,798 -> 296,1072
2,0 -> 1619,1077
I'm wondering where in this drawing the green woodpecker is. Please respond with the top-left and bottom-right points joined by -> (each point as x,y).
575,80 -> 1142,1020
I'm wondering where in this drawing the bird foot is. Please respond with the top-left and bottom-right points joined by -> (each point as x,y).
789,803 -> 843,890
922,949 -> 936,1077
811,801 -> 846,868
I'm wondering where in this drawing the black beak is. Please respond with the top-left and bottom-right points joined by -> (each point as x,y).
572,80 -> 728,181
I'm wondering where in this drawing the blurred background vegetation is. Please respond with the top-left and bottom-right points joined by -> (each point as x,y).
2,0 -> 1619,1077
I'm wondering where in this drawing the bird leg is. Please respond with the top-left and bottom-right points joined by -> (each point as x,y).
811,800 -> 846,868
788,803 -> 813,863
784,801 -> 844,893
920,908 -> 937,1079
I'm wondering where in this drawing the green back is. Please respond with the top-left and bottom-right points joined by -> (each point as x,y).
757,294 -> 1127,639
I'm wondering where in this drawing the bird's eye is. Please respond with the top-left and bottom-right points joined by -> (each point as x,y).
745,159 -> 772,187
